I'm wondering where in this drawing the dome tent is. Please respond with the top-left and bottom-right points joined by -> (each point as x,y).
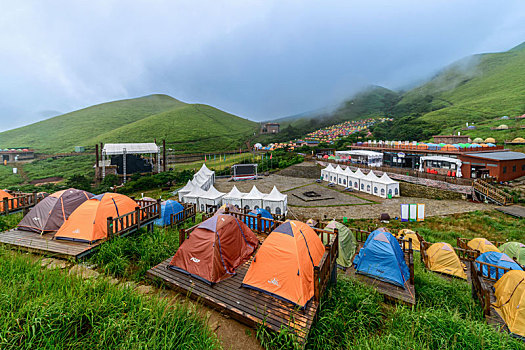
425,242 -> 466,279
18,188 -> 93,233
353,228 -> 410,288
468,238 -> 500,254
499,242 -> 525,265
323,220 -> 357,268
396,229 -> 420,251
473,137 -> 484,143
475,252 -> 523,280
154,200 -> 184,226
242,220 -> 324,308
496,124 -> 508,130
246,208 -> 273,231
169,214 -> 258,284
493,270 -> 525,338
55,193 -> 137,243
485,137 -> 496,143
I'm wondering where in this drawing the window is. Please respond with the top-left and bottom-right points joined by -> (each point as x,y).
200,204 -> 204,211
374,187 -> 378,194
254,205 -> 259,210
513,165 -> 516,172
265,206 -> 271,212
395,188 -> 399,195
244,205 -> 250,211
339,178 -> 341,184
367,185 -> 370,192
275,207 -> 282,215
388,189 -> 392,195
503,166 -> 507,174
522,164 -> 525,171
355,182 -> 358,188
343,179 -> 346,185
361,184 -> 364,190
381,188 -> 385,196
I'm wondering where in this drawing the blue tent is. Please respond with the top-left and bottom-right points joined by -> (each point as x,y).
246,208 -> 273,231
154,200 -> 184,226
475,251 -> 523,280
353,229 -> 410,288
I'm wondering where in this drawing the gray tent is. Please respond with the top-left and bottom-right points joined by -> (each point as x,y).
18,188 -> 93,233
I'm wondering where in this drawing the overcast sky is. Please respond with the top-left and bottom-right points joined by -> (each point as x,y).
1,0 -> 524,131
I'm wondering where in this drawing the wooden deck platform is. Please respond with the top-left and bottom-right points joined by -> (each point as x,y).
148,212 -> 338,345
0,200 -> 161,260
346,229 -> 416,305
496,205 -> 525,218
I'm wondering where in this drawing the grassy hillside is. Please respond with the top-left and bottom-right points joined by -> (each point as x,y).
373,42 -> 525,140
0,94 -> 258,153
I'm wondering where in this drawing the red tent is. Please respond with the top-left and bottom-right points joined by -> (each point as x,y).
169,214 -> 259,284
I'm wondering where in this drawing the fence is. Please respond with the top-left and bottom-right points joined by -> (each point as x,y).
106,199 -> 161,239
1,192 -> 44,216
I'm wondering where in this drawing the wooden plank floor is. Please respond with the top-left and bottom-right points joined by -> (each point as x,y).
147,257 -> 320,345
0,218 -> 157,260
346,243 -> 416,305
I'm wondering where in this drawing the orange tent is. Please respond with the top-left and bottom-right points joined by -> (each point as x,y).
242,220 -> 324,308
55,193 -> 137,243
0,190 -> 14,212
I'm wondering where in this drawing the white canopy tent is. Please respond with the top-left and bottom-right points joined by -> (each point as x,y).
181,186 -> 208,208
199,186 -> 225,210
262,186 -> 288,215
193,172 -> 213,191
334,165 -> 348,187
222,186 -> 246,208
196,163 -> 215,183
177,179 -> 197,201
242,186 -> 266,211
378,173 -> 400,198
364,170 -> 382,196
321,163 -> 336,182
349,168 -> 365,190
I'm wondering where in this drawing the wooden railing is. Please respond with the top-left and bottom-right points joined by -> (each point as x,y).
106,199 -> 161,239
469,260 -> 493,316
179,214 -> 339,303
420,240 -> 479,266
475,260 -> 514,282
168,203 -> 197,227
473,179 -> 512,205
1,192 -> 44,216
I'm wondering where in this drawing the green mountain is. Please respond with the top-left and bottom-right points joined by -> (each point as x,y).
271,42 -> 525,142
0,94 -> 258,153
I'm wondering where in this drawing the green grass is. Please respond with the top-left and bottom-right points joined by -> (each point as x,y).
0,248 -> 220,349
0,165 -> 23,187
0,213 -> 22,231
0,94 -> 257,154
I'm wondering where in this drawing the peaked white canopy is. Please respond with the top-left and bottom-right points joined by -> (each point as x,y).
262,186 -> 288,216
222,185 -> 245,207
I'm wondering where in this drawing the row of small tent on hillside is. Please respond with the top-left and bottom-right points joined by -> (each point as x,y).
321,164 -> 400,198
10,189 -> 144,243
356,140 -> 498,150
178,183 -> 288,215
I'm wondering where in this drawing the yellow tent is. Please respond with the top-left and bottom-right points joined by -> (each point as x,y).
468,238 -> 500,254
493,270 -> 525,337
426,242 -> 467,279
484,137 -> 496,143
396,229 -> 421,251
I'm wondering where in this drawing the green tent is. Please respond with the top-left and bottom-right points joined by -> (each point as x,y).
499,242 -> 525,265
321,220 -> 357,268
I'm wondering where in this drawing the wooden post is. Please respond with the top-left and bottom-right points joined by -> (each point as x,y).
314,266 -> 320,302
408,238 -> 414,285
107,217 -> 113,239
135,206 -> 141,230
156,198 -> 162,219
257,214 -> 262,234
3,197 -> 8,215
179,229 -> 186,246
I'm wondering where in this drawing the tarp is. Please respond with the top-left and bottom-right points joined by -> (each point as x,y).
55,193 -> 137,243
169,214 -> 258,284
468,238 -> 500,254
476,252 -> 523,280
154,200 -> 184,226
242,220 -> 324,308
499,242 -> 525,266
18,188 -> 93,233
353,229 -> 410,288
323,220 -> 356,268
103,143 -> 159,155
426,242 -> 466,279
493,270 -> 525,337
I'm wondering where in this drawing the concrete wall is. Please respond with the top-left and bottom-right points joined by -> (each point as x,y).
399,182 -> 463,200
